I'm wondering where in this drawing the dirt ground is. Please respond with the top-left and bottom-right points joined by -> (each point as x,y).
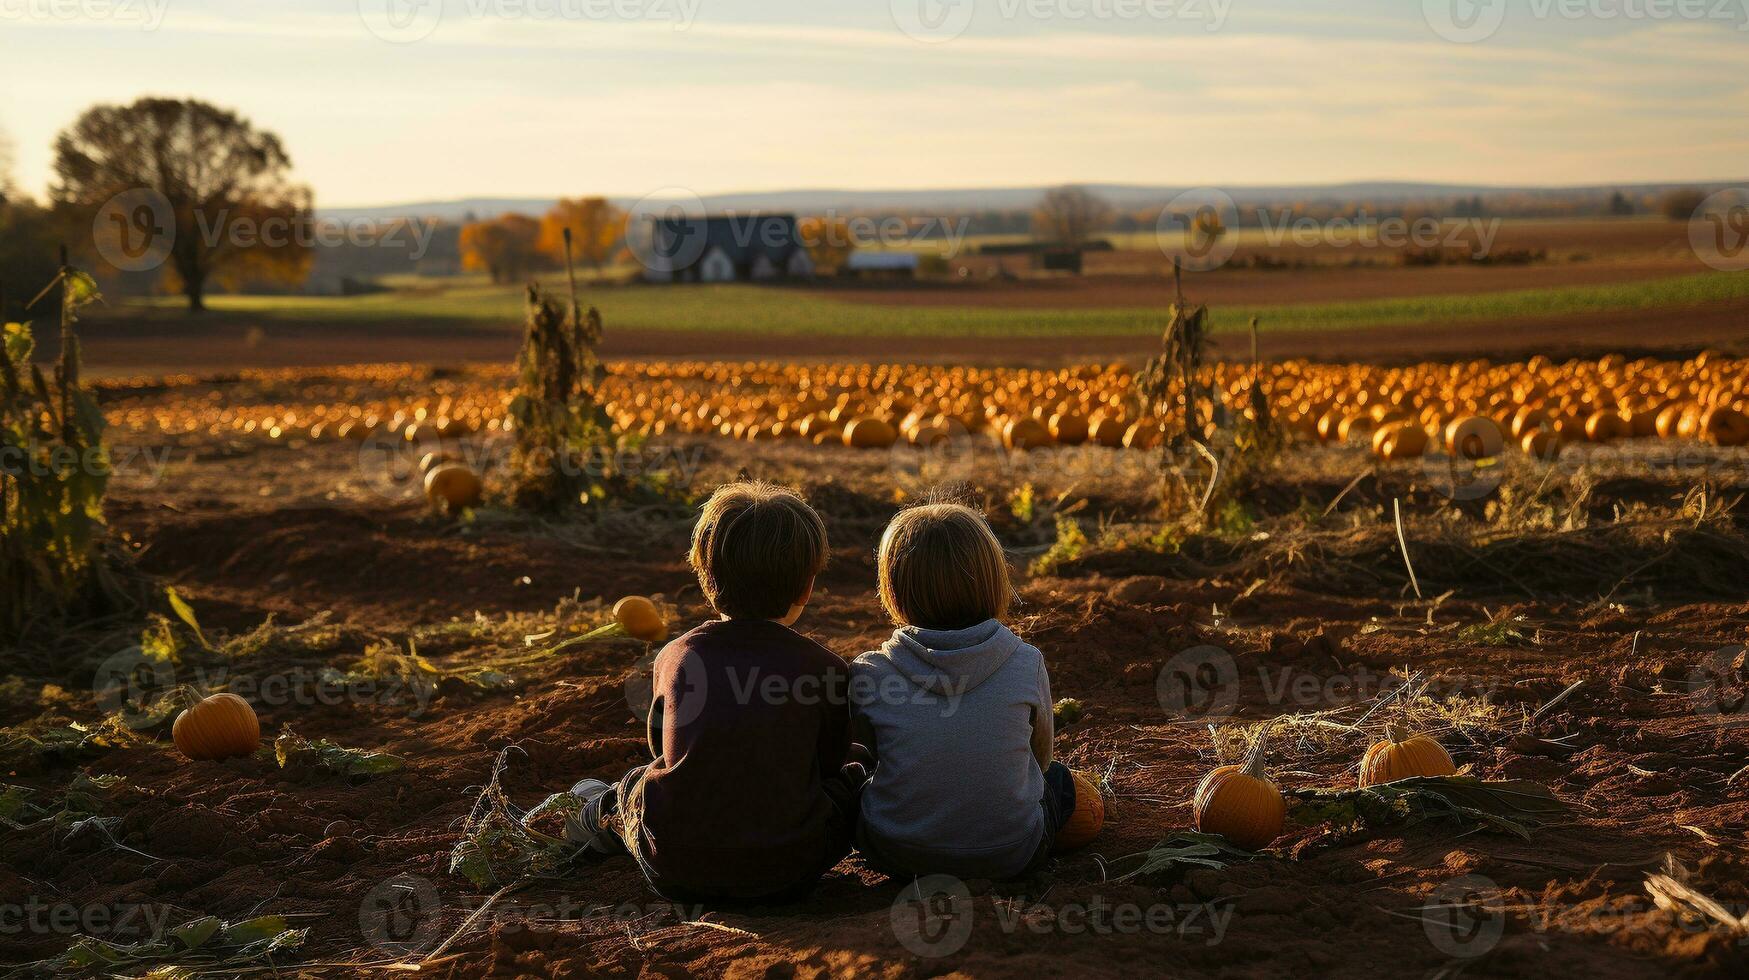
4,418 -> 1749,978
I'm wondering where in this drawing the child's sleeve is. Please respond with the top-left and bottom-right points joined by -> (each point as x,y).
848,659 -> 879,764
645,695 -> 665,762
817,658 -> 851,777
1029,653 -> 1054,772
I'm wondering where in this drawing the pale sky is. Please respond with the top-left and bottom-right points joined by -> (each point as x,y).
2,0 -> 1745,206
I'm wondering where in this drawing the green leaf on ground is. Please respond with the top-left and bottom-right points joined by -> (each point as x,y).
1288,776 -> 1568,841
273,729 -> 405,777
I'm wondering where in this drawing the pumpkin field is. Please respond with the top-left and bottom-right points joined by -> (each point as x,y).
6,281 -> 1749,978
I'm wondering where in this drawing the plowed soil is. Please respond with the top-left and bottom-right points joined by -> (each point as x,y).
5,430 -> 1748,979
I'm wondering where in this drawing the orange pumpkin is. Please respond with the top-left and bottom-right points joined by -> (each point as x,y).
1193,727 -> 1287,851
613,596 -> 668,643
1052,770 -> 1105,851
1583,410 -> 1624,444
1444,416 -> 1503,460
172,693 -> 261,761
842,417 -> 898,449
1374,423 -> 1430,461
1003,416 -> 1054,451
1122,421 -> 1162,450
1088,416 -> 1127,447
1701,407 -> 1749,447
1521,429 -> 1561,460
1359,723 -> 1456,787
424,463 -> 483,514
1048,412 -> 1089,446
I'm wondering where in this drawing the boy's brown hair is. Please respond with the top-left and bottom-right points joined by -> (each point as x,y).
877,503 -> 1015,630
690,482 -> 829,620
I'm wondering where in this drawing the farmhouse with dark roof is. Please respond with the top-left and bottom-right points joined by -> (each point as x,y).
642,214 -> 816,283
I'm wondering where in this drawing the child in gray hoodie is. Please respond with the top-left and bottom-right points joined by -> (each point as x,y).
849,503 -> 1080,880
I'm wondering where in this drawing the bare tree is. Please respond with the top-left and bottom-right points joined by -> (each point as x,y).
1659,187 -> 1708,222
52,98 -> 313,312
1032,185 -> 1115,249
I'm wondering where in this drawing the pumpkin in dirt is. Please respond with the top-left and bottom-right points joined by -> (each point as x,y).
1049,412 -> 1089,445
1701,407 -> 1749,447
1052,770 -> 1105,851
419,451 -> 459,474
909,419 -> 953,447
1004,416 -> 1054,451
173,693 -> 261,761
424,463 -> 483,513
1522,429 -> 1562,460
1444,416 -> 1504,460
842,417 -> 898,449
1122,420 -> 1162,450
1510,407 -> 1549,441
1584,410 -> 1625,444
1373,423 -> 1430,461
1193,727 -> 1287,851
1089,416 -> 1127,447
1358,723 -> 1457,787
613,596 -> 668,643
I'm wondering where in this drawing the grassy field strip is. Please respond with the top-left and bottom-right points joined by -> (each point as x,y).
129,270 -> 1749,338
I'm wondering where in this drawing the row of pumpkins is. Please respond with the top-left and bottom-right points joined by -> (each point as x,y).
107,354 -> 1749,456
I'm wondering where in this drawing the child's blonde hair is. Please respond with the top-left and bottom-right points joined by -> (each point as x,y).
877,503 -> 1014,630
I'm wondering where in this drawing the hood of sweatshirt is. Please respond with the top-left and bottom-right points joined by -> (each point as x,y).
877,619 -> 1022,698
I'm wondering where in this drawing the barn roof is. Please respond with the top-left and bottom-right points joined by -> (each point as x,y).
651,213 -> 803,270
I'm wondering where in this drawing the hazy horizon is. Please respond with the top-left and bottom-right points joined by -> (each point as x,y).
4,0 -> 1746,206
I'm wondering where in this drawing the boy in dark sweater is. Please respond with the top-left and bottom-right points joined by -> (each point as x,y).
565,482 -> 862,902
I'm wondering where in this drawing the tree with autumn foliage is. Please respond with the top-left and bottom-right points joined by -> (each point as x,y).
460,213 -> 549,284
52,98 -> 313,312
539,197 -> 622,269
798,215 -> 856,273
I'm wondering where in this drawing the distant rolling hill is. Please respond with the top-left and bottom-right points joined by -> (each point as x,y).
318,181 -> 1740,223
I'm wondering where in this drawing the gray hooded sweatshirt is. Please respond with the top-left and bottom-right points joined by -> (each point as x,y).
850,620 -> 1052,879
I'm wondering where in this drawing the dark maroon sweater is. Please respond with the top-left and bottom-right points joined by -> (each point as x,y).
626,618 -> 851,897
